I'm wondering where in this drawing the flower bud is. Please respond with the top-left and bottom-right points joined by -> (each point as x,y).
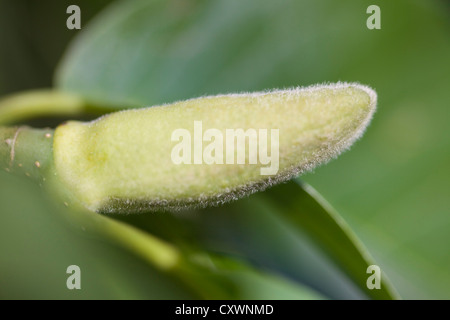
53,83 -> 376,213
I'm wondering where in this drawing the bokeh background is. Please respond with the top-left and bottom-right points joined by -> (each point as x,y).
0,0 -> 449,299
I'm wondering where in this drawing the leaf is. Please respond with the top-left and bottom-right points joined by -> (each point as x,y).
116,181 -> 398,299
265,180 -> 399,300
204,254 -> 325,300
53,0 -> 375,108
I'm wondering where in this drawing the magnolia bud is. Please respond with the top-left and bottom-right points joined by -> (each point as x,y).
53,83 -> 376,213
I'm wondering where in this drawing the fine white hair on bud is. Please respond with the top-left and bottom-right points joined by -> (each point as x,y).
53,82 -> 377,213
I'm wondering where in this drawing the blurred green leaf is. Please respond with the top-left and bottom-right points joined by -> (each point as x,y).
205,254 -> 325,300
0,172 -> 195,299
53,0 -> 379,108
264,180 -> 399,299
116,181 -> 397,300
63,195 -> 324,300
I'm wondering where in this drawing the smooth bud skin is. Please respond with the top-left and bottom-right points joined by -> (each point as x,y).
53,83 -> 376,213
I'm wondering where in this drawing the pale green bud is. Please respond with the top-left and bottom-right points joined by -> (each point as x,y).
53,83 -> 376,213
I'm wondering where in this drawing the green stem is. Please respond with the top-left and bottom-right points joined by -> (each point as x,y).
0,89 -> 115,125
100,214 -> 234,299
0,126 -> 54,181
61,200 -> 234,299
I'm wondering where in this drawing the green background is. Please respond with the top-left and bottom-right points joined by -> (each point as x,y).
0,0 -> 449,299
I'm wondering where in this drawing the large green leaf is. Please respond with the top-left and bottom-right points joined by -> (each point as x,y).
265,180 -> 399,299
115,180 -> 398,299
54,0 -> 381,108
